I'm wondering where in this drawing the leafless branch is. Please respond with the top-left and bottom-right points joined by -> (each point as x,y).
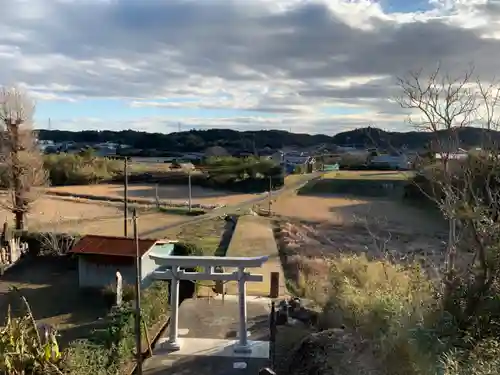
398,64 -> 500,325
0,86 -> 48,230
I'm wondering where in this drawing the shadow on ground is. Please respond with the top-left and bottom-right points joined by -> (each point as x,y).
298,178 -> 407,198
0,256 -> 109,346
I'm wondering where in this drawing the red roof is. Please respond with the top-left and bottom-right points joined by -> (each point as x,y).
69,235 -> 157,258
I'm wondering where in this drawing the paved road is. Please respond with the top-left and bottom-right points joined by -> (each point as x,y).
140,172 -> 322,237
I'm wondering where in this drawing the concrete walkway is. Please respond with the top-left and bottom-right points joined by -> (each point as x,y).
143,296 -> 271,375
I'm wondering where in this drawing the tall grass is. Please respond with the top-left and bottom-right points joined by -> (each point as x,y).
290,254 -> 500,375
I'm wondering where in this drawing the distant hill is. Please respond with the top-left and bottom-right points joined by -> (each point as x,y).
36,127 -> 499,153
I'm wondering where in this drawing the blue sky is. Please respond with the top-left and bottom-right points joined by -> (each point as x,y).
1,0 -> 493,134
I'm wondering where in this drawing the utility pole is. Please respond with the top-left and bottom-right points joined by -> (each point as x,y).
188,169 -> 192,212
124,157 -> 129,237
133,208 -> 143,375
268,176 -> 272,214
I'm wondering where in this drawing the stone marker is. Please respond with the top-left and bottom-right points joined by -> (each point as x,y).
116,271 -> 123,306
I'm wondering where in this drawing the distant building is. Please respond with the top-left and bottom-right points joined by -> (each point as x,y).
69,235 -> 175,289
204,146 -> 230,158
370,154 -> 410,170
434,148 -> 468,160
271,151 -> 316,173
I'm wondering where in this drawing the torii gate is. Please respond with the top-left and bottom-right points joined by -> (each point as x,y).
150,253 -> 269,353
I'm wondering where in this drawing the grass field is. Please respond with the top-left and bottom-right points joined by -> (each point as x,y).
155,216 -> 229,255
323,170 -> 414,180
299,170 -> 413,197
224,214 -> 286,296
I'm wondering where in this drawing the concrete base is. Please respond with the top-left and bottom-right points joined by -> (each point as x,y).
157,338 -> 269,358
161,340 -> 181,352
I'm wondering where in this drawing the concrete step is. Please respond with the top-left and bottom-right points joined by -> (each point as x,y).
144,353 -> 269,375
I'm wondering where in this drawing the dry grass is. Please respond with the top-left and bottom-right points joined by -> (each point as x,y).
223,214 -> 286,296
324,170 -> 414,180
227,215 -> 277,257
156,216 -> 228,255
271,190 -> 447,374
276,223 -> 437,375
48,183 -> 260,206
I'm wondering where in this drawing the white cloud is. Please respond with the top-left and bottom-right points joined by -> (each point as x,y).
1,0 -> 499,134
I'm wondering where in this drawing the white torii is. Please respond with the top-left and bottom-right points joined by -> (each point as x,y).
150,253 -> 269,353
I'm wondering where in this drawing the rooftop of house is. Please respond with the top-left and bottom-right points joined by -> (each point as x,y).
69,234 -> 161,258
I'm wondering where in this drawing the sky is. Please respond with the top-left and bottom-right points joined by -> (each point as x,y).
1,0 -> 500,135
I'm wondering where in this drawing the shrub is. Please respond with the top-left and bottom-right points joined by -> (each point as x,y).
0,295 -> 63,374
61,281 -> 169,374
15,231 -> 80,257
43,153 -> 122,186
294,254 -> 437,375
101,283 -> 136,308
173,242 -> 204,256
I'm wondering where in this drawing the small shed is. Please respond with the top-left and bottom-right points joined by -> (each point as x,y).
69,235 -> 175,289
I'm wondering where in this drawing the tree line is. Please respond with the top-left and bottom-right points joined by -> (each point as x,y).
38,126 -> 499,153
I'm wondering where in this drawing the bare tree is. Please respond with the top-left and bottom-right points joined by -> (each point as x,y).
0,87 -> 48,230
397,65 -> 500,329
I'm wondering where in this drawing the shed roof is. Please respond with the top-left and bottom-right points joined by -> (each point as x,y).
69,235 -> 158,258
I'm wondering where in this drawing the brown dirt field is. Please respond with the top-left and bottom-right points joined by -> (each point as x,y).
0,196 -> 185,237
56,211 -> 185,238
0,197 -> 124,230
272,194 -> 443,236
48,183 -> 261,206
272,194 -> 447,274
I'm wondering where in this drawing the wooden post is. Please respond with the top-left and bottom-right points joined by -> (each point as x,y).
188,170 -> 192,212
124,158 -> 129,237
268,176 -> 272,214
270,272 -> 280,298
133,209 -> 142,375
155,184 -> 160,208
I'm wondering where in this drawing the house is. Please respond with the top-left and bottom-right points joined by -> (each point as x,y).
271,151 -> 316,173
69,235 -> 175,289
370,154 -> 410,170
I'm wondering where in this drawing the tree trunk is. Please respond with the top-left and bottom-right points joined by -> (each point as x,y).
15,210 -> 24,231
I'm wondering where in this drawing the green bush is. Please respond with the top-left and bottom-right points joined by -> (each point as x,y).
61,281 -> 169,374
101,283 -> 136,308
44,153 -> 122,186
173,242 -> 204,256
